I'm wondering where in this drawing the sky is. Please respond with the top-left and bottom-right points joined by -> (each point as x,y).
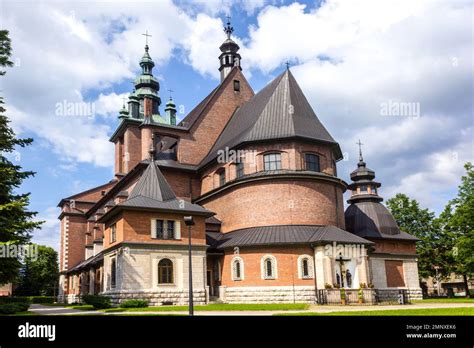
1,0 -> 472,250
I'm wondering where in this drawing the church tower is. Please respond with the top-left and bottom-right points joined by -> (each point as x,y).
346,141 -> 383,204
218,17 -> 242,82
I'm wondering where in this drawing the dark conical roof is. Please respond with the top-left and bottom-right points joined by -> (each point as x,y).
129,161 -> 176,201
201,69 -> 342,167
117,161 -> 214,216
345,201 -> 419,241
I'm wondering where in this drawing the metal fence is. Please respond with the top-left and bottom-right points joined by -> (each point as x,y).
317,289 -> 410,305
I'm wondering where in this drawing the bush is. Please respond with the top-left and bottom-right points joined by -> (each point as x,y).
82,295 -> 111,309
0,302 -> 31,314
0,297 -> 32,304
28,296 -> 55,304
120,299 -> 149,308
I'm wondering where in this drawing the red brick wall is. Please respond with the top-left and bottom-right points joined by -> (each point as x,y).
201,179 -> 345,233
221,246 -> 316,287
102,210 -> 207,250
371,240 -> 417,255
385,260 -> 405,287
123,125 -> 141,172
178,69 -> 254,165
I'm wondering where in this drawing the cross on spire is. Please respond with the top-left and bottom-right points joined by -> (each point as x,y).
224,15 -> 234,38
122,96 -> 127,108
142,30 -> 152,47
167,89 -> 174,100
285,61 -> 291,70
357,139 -> 364,162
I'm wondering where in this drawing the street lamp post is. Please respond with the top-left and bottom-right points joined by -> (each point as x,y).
184,216 -> 195,316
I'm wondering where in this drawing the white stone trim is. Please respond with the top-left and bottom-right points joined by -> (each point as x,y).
297,254 -> 314,279
261,255 -> 278,280
231,256 -> 244,281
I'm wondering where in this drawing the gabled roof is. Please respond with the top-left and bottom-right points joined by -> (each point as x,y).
178,67 -> 250,130
207,224 -> 373,250
201,69 -> 342,167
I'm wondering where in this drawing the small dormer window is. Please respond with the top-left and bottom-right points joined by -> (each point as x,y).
218,170 -> 226,186
110,224 -> 116,243
233,80 -> 240,92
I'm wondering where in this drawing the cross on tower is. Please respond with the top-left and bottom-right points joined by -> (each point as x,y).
224,15 -> 234,38
142,30 -> 152,46
122,96 -> 127,108
357,139 -> 364,162
167,89 -> 174,100
285,61 -> 291,70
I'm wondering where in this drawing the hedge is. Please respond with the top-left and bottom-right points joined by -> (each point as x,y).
0,297 -> 31,304
82,295 -> 111,309
0,302 -> 30,314
120,299 -> 149,308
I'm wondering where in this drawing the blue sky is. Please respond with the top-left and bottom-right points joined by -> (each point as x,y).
1,0 -> 473,249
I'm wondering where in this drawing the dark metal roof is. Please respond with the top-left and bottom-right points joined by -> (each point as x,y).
99,161 -> 214,218
345,201 -> 420,241
129,161 -> 176,201
208,225 -> 373,250
201,69 -> 342,167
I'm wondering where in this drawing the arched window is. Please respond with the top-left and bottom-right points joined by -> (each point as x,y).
261,255 -> 277,280
263,153 -> 281,171
158,258 -> 173,284
110,258 -> 116,288
298,255 -> 314,279
231,257 -> 244,281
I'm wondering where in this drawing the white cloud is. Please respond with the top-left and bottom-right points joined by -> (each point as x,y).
32,206 -> 60,251
239,0 -> 473,212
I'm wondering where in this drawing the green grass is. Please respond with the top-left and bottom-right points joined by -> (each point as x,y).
8,311 -> 39,316
413,298 -> 474,303
276,307 -> 474,316
102,303 -> 309,313
71,305 -> 95,311
41,303 -> 80,307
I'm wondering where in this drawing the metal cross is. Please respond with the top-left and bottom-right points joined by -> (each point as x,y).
357,139 -> 364,161
285,61 -> 290,70
122,96 -> 127,107
142,30 -> 152,45
167,89 -> 174,99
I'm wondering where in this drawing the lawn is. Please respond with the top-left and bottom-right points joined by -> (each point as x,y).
276,307 -> 474,316
102,303 -> 309,313
413,298 -> 474,303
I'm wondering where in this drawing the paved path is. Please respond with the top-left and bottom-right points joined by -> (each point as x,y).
29,304 -> 104,315
28,302 -> 474,316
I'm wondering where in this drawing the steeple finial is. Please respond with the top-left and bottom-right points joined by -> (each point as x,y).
357,139 -> 364,162
142,30 -> 152,48
167,89 -> 174,100
224,16 -> 234,39
285,61 -> 290,70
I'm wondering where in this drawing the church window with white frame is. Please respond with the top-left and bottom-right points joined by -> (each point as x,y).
261,255 -> 277,280
298,255 -> 314,279
231,257 -> 244,281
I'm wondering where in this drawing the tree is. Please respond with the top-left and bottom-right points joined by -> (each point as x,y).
439,163 -> 474,297
0,30 -> 43,284
16,244 -> 59,296
386,193 -> 449,279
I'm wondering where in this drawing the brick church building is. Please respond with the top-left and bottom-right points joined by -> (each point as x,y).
58,20 -> 421,305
